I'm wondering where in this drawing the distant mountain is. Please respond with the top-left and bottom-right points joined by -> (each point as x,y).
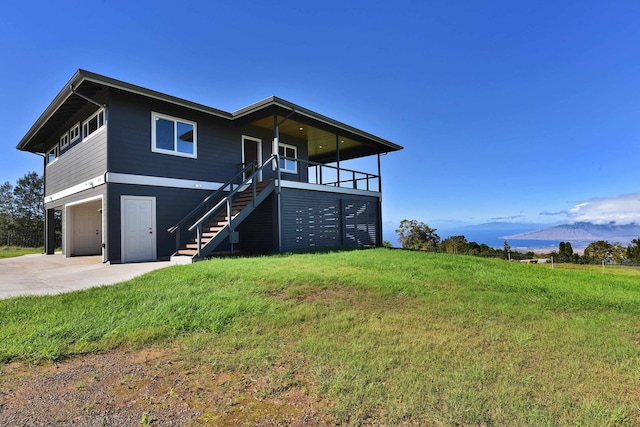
502,222 -> 640,244
452,221 -> 545,232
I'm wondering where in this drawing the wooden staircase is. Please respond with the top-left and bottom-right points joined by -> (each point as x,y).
171,180 -> 274,262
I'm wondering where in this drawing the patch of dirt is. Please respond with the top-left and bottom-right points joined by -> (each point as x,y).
0,346 -> 334,426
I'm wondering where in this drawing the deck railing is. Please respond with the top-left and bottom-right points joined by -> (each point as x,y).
280,156 -> 380,192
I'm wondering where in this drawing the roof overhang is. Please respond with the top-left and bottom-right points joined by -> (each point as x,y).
232,96 -> 402,163
17,70 -> 403,161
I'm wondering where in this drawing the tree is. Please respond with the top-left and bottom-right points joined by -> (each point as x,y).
558,241 -> 574,263
627,237 -> 640,263
1,172 -> 44,247
441,235 -> 467,254
395,219 -> 440,251
0,181 -> 15,246
583,240 -> 626,264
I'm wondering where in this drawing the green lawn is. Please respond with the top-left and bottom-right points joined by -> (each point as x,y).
0,246 -> 42,259
2,248 -> 639,425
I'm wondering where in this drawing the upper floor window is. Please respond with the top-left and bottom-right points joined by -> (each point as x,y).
82,109 -> 105,140
278,143 -> 297,174
69,122 -> 80,142
59,132 -> 69,150
47,144 -> 59,165
151,112 -> 197,158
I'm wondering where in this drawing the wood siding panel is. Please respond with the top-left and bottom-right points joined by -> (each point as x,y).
45,129 -> 107,196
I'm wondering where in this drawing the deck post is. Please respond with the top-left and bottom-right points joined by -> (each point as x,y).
335,134 -> 340,188
274,114 -> 283,252
44,208 -> 55,255
377,153 -> 382,192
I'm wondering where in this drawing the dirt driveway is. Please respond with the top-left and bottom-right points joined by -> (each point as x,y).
0,254 -> 171,299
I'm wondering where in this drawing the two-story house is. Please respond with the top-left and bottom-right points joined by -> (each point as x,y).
16,70 -> 402,263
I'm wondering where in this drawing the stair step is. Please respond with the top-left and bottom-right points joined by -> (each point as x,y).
177,249 -> 198,256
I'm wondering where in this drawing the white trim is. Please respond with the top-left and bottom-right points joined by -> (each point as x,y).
278,143 -> 298,174
69,122 -> 81,142
121,195 -> 157,263
82,109 -> 106,141
279,180 -> 381,198
59,132 -> 69,150
46,144 -> 59,165
151,112 -> 197,158
45,175 -> 106,203
106,172 -> 226,190
242,135 -> 262,181
65,194 -> 103,207
63,195 -> 104,260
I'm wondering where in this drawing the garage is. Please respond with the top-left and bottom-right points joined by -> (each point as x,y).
65,197 -> 103,259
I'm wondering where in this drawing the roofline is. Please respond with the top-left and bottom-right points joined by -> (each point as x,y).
17,70 -> 403,153
16,69 -> 232,151
232,96 -> 403,152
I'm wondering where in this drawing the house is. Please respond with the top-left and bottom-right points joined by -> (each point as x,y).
16,70 -> 403,263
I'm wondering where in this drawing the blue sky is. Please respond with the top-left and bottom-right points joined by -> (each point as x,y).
2,0 -> 640,234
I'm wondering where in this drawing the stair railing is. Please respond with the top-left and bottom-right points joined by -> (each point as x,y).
167,160 -> 257,254
187,154 -> 277,258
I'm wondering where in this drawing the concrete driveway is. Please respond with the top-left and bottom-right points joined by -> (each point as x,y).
0,254 -> 172,299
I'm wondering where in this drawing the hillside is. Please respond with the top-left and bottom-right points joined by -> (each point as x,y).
1,249 -> 640,425
503,221 -> 640,244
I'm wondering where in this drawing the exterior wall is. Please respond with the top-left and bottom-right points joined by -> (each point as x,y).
107,90 -> 244,183
45,104 -> 108,196
106,183 -> 218,262
279,188 -> 380,252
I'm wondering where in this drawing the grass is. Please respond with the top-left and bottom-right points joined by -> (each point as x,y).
0,246 -> 43,258
2,248 -> 640,425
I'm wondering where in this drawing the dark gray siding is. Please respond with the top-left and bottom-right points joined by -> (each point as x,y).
108,90 -> 243,183
45,126 -> 107,196
107,183 -> 219,262
279,188 -> 380,252
238,194 -> 277,253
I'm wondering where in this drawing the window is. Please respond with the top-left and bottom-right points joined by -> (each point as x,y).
278,143 -> 297,173
59,132 -> 69,150
69,122 -> 80,142
151,112 -> 197,158
47,144 -> 59,165
82,109 -> 105,140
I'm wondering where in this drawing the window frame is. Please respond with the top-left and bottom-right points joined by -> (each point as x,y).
46,143 -> 59,165
69,122 -> 80,143
82,109 -> 106,141
278,143 -> 298,174
59,132 -> 69,150
151,112 -> 198,159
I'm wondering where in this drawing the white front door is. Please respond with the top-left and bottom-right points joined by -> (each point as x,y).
121,196 -> 156,263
